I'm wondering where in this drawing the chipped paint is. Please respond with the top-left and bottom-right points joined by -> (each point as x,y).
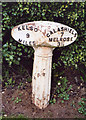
37,73 -> 40,77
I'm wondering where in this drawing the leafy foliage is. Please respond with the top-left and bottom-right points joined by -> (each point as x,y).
78,98 -> 86,116
2,2 -> 85,69
50,77 -> 72,104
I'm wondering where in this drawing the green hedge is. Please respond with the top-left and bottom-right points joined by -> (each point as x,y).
2,2 -> 86,68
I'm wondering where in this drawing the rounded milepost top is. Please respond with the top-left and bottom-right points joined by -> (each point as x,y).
11,21 -> 77,48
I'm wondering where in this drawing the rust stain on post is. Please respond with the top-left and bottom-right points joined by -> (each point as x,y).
34,76 -> 36,80
37,73 -> 40,77
42,73 -> 45,76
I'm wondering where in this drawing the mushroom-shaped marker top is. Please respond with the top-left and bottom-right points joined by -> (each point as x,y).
11,21 -> 77,48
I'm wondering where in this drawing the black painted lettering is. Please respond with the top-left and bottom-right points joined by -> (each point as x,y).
53,38 -> 56,42
64,27 -> 67,31
34,28 -> 38,32
58,42 -> 60,47
58,28 -> 60,31
71,37 -> 73,41
50,30 -> 53,35
63,37 -> 66,41
61,27 -> 63,31
72,30 -> 74,34
61,32 -> 64,37
46,33 -> 50,37
18,39 -> 22,42
29,41 -> 31,45
56,38 -> 58,42
33,41 -> 35,45
67,37 -> 70,41
26,33 -> 30,38
23,40 -> 25,44
26,25 -> 29,30
18,27 -> 21,31
22,25 -> 25,30
74,33 -> 77,37
60,38 -> 62,41
53,29 -> 57,33
69,29 -> 72,33
25,41 -> 28,45
29,26 -> 33,31
49,38 -> 52,42
67,28 -> 70,31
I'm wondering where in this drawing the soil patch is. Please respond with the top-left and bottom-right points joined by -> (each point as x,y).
2,67 -> 86,118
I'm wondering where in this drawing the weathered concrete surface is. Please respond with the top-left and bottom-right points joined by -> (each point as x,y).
32,47 -> 54,109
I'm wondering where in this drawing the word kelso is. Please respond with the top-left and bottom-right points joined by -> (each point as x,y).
18,25 -> 38,33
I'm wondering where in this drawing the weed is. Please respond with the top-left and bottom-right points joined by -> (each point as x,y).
18,82 -> 23,89
11,97 -> 22,104
4,77 -> 15,88
11,97 -> 15,101
78,98 -> 86,116
5,82 -> 8,88
58,91 -> 69,100
14,97 -> 22,103
27,78 -> 32,82
17,114 -> 27,118
80,76 -> 84,82
61,100 -> 64,103
57,77 -> 72,100
71,101 -> 76,108
19,93 -> 22,96
50,77 -> 72,104
50,98 -> 56,104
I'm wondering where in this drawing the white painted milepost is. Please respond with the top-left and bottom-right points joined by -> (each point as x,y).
11,21 -> 77,109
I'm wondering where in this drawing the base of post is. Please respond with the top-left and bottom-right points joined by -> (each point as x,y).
32,93 -> 49,109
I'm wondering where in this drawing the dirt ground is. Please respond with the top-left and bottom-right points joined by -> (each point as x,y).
2,67 -> 86,118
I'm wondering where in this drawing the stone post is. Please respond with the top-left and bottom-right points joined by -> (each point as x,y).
11,21 -> 77,109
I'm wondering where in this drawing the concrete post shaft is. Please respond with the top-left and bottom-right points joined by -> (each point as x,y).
32,47 -> 53,109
